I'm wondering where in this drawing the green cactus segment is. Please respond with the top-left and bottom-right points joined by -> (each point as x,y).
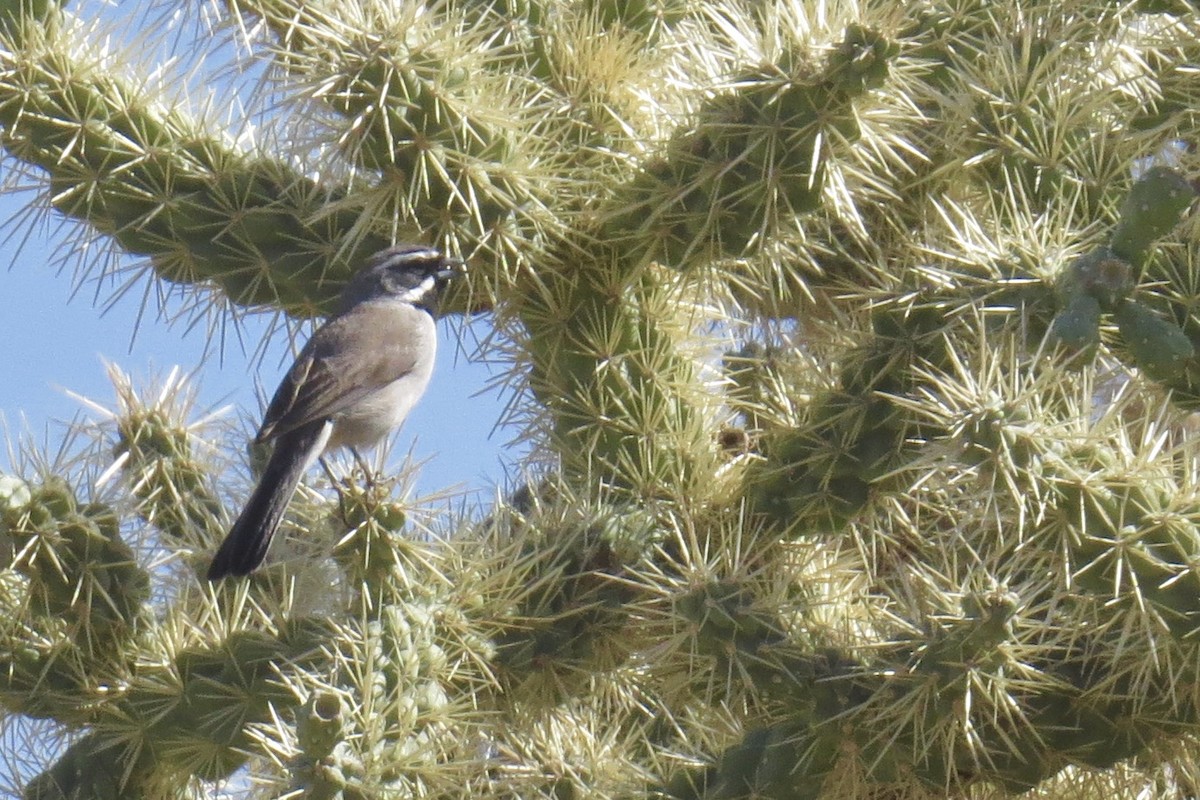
744,393 -> 900,532
1,477 -> 149,637
321,594 -> 489,793
151,634 -> 293,779
675,580 -> 785,659
1053,472 -> 1200,638
1051,464 -> 1200,629
667,722 -> 837,800
0,479 -> 146,725
1046,444 -> 1200,632
289,686 -> 367,800
0,634 -> 92,722
601,25 -> 896,270
0,0 -> 55,39
0,30 -> 389,315
842,301 -> 953,394
664,594 -> 1025,797
1109,166 -> 1197,272
664,586 -> 1175,797
115,620 -> 330,783
12,620 -> 331,796
113,407 -> 225,546
728,276 -> 1200,787
942,24 -> 1090,214
330,479 -> 412,593
520,265 -> 705,495
492,502 -> 656,677
365,602 -> 456,718
318,38 -> 510,174
899,4 -> 997,91
23,730 -> 155,800
747,305 -> 951,531
212,590 -> 485,799
227,0 -> 537,257
582,0 -> 688,41
1046,292 -> 1101,361
1114,299 -> 1195,382
662,636 -> 857,799
895,593 -> 1055,791
826,23 -> 900,95
915,591 -> 1018,678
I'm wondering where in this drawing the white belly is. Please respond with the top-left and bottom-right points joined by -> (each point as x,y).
328,368 -> 434,449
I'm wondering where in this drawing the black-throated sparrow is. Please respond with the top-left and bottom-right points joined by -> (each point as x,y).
206,244 -> 462,580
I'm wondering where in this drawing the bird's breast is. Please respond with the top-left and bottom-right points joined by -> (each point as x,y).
327,362 -> 436,449
324,299 -> 438,452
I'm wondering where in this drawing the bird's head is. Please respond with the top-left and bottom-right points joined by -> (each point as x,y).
339,245 -> 465,313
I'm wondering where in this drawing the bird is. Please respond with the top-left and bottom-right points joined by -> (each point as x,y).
206,244 -> 463,580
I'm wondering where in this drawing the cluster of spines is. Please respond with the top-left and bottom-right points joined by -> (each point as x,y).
118,623 -> 329,783
487,487 -> 659,681
700,164 -> 1200,796
731,130 -> 1196,554
225,0 -> 559,298
286,598 -> 476,798
0,3 -> 396,315
515,249 -> 710,496
661,557 -> 1200,798
739,301 -> 953,534
113,406 -> 225,547
599,24 -> 897,271
0,475 -> 148,650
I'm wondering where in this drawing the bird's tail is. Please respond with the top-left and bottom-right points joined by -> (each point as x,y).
207,422 -> 328,580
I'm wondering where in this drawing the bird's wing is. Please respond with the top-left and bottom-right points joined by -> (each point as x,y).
255,306 -> 427,443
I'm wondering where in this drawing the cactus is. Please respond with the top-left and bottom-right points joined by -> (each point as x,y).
23,731 -> 155,800
1047,292 -> 1103,362
1,474 -> 149,649
487,490 -> 658,681
3,1 -> 1200,799
599,23 -> 897,271
1054,246 -> 1135,313
1109,166 -> 1197,272
1113,298 -> 1195,381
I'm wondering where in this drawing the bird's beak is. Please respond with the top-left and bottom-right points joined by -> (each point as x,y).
436,258 -> 467,281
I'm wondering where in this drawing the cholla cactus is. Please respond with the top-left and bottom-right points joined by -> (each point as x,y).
3,0 -> 1200,798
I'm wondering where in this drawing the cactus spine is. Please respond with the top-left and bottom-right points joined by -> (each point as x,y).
3,1 -> 1200,798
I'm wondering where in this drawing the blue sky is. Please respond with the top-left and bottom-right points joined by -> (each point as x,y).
0,1 -> 528,786
0,2 -> 526,509
0,195 -> 521,504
